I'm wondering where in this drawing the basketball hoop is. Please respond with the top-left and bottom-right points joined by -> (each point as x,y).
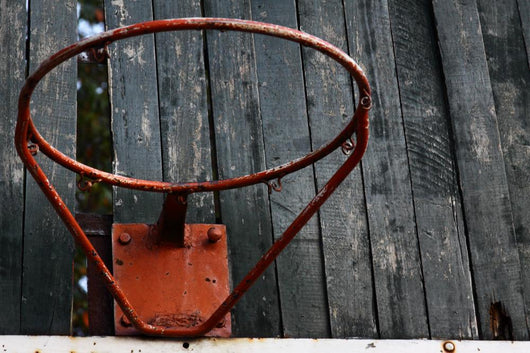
15,18 -> 371,337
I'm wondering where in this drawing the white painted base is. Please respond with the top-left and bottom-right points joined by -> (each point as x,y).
0,336 -> 528,353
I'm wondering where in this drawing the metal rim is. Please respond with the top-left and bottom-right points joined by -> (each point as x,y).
16,17 -> 371,194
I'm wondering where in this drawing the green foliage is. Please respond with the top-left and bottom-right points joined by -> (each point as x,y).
76,62 -> 112,214
74,0 -> 110,336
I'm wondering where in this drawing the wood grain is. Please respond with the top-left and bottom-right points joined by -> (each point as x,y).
251,0 -> 330,338
21,0 -> 77,334
105,0 -> 163,224
152,0 -> 215,223
433,0 -> 527,339
76,213 -> 114,335
478,0 -> 530,335
388,0 -> 478,338
344,0 -> 429,338
0,0 -> 26,334
203,0 -> 281,337
297,0 -> 377,338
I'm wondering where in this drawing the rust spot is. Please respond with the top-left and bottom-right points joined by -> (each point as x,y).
149,311 -> 203,328
115,258 -> 124,266
489,301 -> 514,340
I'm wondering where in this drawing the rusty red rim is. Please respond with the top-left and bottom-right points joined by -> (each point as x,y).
16,17 -> 370,193
15,18 -> 371,337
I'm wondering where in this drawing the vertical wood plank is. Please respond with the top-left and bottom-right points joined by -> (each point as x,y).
387,0 -> 478,338
152,0 -> 215,223
432,0 -> 528,339
76,214 -> 114,335
477,0 -> 530,333
297,0 -> 377,338
104,0 -> 163,224
203,0 -> 282,337
251,0 -> 330,337
0,0 -> 26,334
21,0 -> 77,334
344,0 -> 429,338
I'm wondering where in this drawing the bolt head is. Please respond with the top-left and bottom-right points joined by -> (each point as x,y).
119,232 -> 132,245
207,227 -> 223,243
120,314 -> 132,327
216,318 -> 226,328
443,341 -> 455,352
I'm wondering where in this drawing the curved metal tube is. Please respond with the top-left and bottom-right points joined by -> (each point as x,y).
15,18 -> 371,337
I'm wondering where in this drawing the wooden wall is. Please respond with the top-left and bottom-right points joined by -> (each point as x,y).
1,0 -> 529,340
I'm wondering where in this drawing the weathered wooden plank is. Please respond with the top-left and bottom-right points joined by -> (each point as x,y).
250,0 -> 330,338
21,0 -> 77,334
152,0 -> 215,223
0,0 -> 26,335
203,0 -> 281,337
477,0 -> 530,334
516,0 -> 530,68
432,0 -> 527,339
344,0 -> 429,338
76,213 -> 114,335
297,0 -> 377,338
387,0 -> 478,338
104,0 -> 163,224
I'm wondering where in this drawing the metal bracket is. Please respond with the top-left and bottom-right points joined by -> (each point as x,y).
112,222 -> 231,337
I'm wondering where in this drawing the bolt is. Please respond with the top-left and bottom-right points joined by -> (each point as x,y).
27,143 -> 39,156
119,232 -> 132,245
120,315 -> 132,327
443,341 -> 455,352
216,318 -> 226,328
207,227 -> 223,243
360,95 -> 372,110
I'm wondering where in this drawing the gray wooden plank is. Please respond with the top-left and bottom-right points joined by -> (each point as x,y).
203,0 -> 282,337
477,0 -> 530,336
516,0 -> 530,68
387,0 -> 478,339
76,213 -> 114,335
343,0 -> 429,338
297,0 -> 377,338
250,0 -> 330,338
432,0 -> 528,339
104,0 -> 163,223
21,0 -> 77,334
152,0 -> 215,223
0,0 -> 26,335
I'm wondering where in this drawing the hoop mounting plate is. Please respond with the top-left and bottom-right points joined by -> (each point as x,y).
112,223 -> 231,337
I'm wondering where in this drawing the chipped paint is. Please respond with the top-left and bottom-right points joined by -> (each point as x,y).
470,117 -> 492,164
123,42 -> 146,66
140,102 -> 152,144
